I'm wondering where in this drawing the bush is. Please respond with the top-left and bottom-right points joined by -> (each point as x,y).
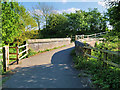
71,49 -> 120,88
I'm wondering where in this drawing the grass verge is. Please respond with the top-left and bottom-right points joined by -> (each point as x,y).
71,49 -> 120,89
27,45 -> 66,58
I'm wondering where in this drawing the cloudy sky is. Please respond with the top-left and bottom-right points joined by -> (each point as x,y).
18,0 -> 107,14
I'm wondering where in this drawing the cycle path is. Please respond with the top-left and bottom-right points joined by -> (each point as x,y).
4,44 -> 91,88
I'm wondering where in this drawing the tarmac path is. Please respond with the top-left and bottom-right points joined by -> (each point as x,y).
3,43 -> 91,88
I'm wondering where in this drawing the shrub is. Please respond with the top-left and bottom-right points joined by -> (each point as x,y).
71,49 -> 120,88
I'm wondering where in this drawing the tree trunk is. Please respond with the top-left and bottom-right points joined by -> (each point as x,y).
38,22 -> 40,31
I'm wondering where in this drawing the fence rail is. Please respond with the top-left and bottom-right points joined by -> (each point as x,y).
84,46 -> 120,56
3,41 -> 29,71
75,31 -> 108,40
74,31 -> 120,68
75,43 -> 120,68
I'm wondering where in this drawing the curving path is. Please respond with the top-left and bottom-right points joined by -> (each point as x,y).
3,43 -> 90,88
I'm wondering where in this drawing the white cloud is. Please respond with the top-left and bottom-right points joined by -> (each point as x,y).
29,8 -> 80,16
98,1 -> 106,7
54,8 -> 80,14
34,9 -> 43,15
63,8 -> 80,13
62,0 -> 67,3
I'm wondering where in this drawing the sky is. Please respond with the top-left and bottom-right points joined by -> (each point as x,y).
15,0 -> 110,29
18,0 -> 107,14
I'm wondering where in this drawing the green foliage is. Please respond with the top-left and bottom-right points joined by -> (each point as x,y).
72,44 -> 120,88
70,49 -> 76,56
2,2 -> 21,45
106,1 -> 120,36
13,2 -> 37,43
27,49 -> 38,57
42,13 -> 69,38
2,1 -> 37,45
42,8 -> 108,38
104,1 -> 120,43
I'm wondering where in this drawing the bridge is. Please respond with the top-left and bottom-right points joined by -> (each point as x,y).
3,32 -> 108,88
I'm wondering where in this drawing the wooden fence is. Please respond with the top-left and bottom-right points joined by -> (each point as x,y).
84,46 -> 120,68
3,41 -> 29,71
75,31 -> 108,40
75,42 -> 120,68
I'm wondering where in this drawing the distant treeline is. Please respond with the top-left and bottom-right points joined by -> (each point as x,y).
41,9 -> 107,38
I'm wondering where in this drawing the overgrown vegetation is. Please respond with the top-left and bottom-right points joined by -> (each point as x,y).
71,37 -> 120,88
71,48 -> 120,88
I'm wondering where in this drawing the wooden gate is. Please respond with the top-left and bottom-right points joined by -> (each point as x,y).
3,41 -> 29,72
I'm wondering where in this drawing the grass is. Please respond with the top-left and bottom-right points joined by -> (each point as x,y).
71,47 -> 120,88
27,45 -> 66,58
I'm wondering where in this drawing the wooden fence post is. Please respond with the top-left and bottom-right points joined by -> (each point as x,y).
86,48 -> 91,60
16,44 -> 19,64
70,35 -> 72,42
104,47 -> 108,67
87,35 -> 89,39
26,41 -> 28,57
83,34 -> 84,39
98,47 -> 102,61
95,33 -> 96,38
7,45 -> 9,69
75,35 -> 77,41
3,46 -> 9,72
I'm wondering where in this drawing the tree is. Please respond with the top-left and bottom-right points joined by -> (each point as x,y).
42,13 -> 69,38
65,9 -> 107,35
13,2 -> 37,43
65,10 -> 88,35
0,2 -> 2,46
42,8 -> 108,38
2,2 -> 21,45
101,0 -> 120,50
87,8 -> 107,33
32,9 -> 43,31
32,3 -> 53,31
2,1 -> 37,45
106,1 -> 120,36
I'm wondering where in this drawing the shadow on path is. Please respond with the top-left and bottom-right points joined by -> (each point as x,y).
4,47 -> 90,88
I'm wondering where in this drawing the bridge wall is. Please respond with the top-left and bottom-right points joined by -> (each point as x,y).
75,38 -> 103,56
77,38 -> 103,47
27,38 -> 71,52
